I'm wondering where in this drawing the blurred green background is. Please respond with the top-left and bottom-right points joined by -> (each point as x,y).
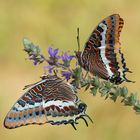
1,0 -> 140,140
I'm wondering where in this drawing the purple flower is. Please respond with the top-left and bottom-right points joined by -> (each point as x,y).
28,57 -> 37,65
61,71 -> 72,81
61,52 -> 74,61
33,60 -> 38,65
48,47 -> 59,57
28,57 -> 41,65
60,52 -> 74,67
44,65 -> 54,73
47,46 -> 60,65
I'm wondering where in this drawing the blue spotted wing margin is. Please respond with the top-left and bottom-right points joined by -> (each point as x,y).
4,75 -> 92,129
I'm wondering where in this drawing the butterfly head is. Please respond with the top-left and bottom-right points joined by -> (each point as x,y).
75,100 -> 93,126
78,102 -> 87,113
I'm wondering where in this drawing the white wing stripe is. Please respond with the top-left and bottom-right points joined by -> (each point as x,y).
98,23 -> 114,77
43,100 -> 75,109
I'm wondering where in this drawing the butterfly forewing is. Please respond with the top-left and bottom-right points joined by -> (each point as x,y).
4,75 -> 89,129
77,14 -> 132,84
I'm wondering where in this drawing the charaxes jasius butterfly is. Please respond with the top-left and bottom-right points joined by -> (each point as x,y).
76,14 -> 133,84
4,75 -> 92,130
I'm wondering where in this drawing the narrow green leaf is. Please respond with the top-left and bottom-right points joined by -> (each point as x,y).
104,81 -> 111,89
124,93 -> 137,106
134,102 -> 140,113
99,87 -> 109,96
110,94 -> 118,102
90,87 -> 98,96
120,87 -> 128,97
73,67 -> 82,79
93,76 -> 100,87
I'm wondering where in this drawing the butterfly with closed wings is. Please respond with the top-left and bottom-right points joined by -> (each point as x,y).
76,14 -> 133,84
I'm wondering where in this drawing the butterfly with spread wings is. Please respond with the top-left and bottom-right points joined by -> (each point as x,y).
76,14 -> 133,84
4,75 -> 92,130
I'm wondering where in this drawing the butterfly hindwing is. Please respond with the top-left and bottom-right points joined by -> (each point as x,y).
4,75 -> 90,129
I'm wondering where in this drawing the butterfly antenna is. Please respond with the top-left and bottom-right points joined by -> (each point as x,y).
77,27 -> 80,52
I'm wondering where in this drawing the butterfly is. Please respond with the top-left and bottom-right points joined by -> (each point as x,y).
76,14 -> 133,84
4,75 -> 92,130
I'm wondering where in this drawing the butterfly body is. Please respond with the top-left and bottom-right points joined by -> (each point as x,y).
4,75 -> 91,129
76,14 -> 132,84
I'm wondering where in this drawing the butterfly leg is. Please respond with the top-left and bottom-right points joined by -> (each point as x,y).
124,77 -> 135,83
76,116 -> 89,127
71,123 -> 77,130
75,114 -> 93,128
